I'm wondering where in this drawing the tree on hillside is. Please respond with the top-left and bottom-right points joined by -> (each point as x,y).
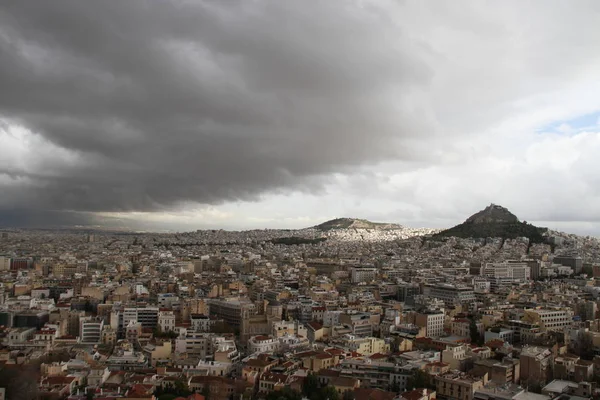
302,373 -> 319,398
0,364 -> 39,400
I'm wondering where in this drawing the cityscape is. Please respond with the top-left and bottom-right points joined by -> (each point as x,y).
2,205 -> 600,400
2,2 -> 600,400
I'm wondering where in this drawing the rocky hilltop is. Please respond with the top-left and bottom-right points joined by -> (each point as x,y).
434,204 -> 547,243
313,218 -> 403,231
465,204 -> 519,224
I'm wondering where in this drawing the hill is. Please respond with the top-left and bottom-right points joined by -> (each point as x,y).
313,218 -> 402,230
434,204 -> 548,243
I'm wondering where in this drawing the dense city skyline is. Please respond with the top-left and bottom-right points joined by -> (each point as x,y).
1,1 -> 600,234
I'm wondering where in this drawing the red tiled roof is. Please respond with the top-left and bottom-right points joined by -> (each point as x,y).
307,321 -> 323,330
318,369 -> 341,378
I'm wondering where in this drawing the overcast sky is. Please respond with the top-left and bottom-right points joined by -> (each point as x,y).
1,1 -> 600,234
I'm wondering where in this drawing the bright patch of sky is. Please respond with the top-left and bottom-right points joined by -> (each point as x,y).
540,111 -> 600,135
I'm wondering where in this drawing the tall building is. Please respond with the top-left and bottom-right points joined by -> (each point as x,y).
10,257 -> 32,271
397,283 -> 420,303
0,256 -> 10,271
208,297 -> 255,331
520,346 -> 553,387
122,307 -> 159,330
80,316 -> 104,343
553,256 -> 584,275
415,310 -> 445,338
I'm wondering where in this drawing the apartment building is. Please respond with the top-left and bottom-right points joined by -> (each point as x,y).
79,316 -> 104,343
248,335 -> 279,354
520,345 -> 553,386
480,262 -> 531,292
175,331 -> 213,359
122,307 -> 159,330
442,345 -> 471,371
416,310 -> 445,339
435,371 -> 488,400
339,312 -> 378,337
424,284 -> 476,308
351,266 -> 377,283
345,336 -> 390,356
158,310 -> 176,332
472,358 -> 520,385
522,309 -> 573,332
208,297 -> 255,331
338,358 -> 413,391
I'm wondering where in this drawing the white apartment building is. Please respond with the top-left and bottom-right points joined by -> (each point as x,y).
248,335 -> 280,354
351,267 -> 377,283
191,314 -> 214,332
416,311 -> 445,338
158,311 -> 176,332
80,317 -> 104,343
481,262 -> 531,291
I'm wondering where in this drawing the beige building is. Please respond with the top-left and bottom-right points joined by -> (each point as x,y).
522,309 -> 573,332
472,358 -> 520,384
143,340 -> 172,367
345,336 -> 390,356
81,287 -> 104,301
519,345 -> 553,386
442,345 -> 470,371
435,371 -> 488,400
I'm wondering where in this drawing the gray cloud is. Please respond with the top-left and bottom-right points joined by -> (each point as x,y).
2,1 -> 600,234
0,0 -> 432,215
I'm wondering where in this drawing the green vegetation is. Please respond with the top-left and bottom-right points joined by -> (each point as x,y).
469,316 -> 484,346
263,374 -> 342,400
406,369 -> 435,391
433,221 -> 548,243
155,379 -> 192,399
270,237 -> 327,245
433,204 -> 548,244
0,364 -> 39,400
152,327 -> 179,339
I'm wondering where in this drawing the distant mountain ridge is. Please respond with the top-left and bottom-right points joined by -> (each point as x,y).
313,217 -> 402,230
434,204 -> 547,243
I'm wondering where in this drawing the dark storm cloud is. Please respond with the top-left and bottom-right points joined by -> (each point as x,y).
0,0 -> 431,214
